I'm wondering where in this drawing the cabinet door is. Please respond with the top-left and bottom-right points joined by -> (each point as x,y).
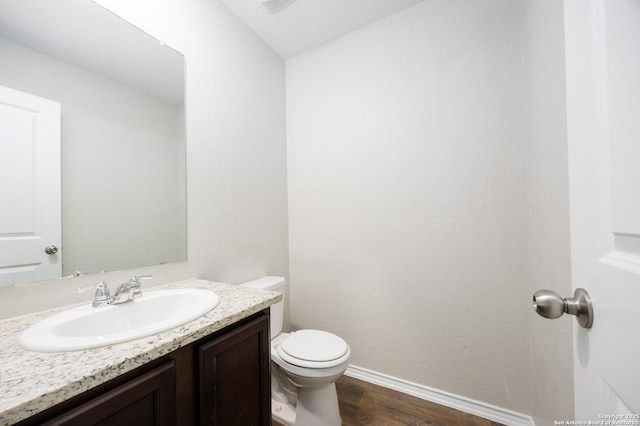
200,314 -> 270,426
43,361 -> 176,426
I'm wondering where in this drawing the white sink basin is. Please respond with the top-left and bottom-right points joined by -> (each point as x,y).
19,288 -> 220,352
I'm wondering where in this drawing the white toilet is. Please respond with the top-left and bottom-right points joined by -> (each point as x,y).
241,276 -> 351,426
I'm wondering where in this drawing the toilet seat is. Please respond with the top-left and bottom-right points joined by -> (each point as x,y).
277,329 -> 350,369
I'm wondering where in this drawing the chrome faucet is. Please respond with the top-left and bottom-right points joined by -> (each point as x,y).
78,275 -> 152,307
111,275 -> 150,304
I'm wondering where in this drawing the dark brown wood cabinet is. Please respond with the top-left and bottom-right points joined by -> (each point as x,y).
199,315 -> 271,426
16,311 -> 271,426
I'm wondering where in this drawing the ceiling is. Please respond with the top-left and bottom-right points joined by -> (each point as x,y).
218,0 -> 425,59
0,0 -> 423,97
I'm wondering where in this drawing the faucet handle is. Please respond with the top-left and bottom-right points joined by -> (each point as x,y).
77,281 -> 110,294
134,274 -> 152,279
128,275 -> 151,300
77,282 -> 111,307
129,275 -> 152,286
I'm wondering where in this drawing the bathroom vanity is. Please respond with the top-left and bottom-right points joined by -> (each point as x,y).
0,279 -> 280,425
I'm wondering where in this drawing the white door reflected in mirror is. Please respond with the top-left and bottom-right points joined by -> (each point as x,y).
0,85 -> 61,286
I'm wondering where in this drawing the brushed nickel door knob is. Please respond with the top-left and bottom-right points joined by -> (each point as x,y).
533,288 -> 594,329
44,245 -> 58,255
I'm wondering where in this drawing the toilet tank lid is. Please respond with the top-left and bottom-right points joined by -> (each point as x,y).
239,276 -> 285,290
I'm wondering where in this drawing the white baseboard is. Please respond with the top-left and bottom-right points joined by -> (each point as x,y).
345,365 -> 535,426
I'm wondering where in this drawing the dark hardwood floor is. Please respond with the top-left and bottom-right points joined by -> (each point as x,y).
273,375 -> 504,425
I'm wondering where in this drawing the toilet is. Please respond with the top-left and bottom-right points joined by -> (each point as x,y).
241,276 -> 351,426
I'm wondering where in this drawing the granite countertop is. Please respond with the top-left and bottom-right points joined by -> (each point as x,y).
0,278 -> 281,425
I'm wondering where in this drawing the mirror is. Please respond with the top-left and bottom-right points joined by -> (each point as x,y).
0,0 -> 186,284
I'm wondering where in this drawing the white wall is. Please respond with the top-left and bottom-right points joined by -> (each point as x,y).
522,0 -> 574,423
287,0 -> 531,413
0,38 -> 186,276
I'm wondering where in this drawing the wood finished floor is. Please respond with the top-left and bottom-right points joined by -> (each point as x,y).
273,375 -> 504,426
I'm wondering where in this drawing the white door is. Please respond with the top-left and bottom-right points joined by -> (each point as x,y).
565,0 -> 640,419
0,85 -> 61,286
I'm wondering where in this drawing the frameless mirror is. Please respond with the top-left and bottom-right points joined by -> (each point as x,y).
0,0 -> 186,285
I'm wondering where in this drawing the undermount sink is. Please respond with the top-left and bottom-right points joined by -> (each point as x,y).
19,288 -> 220,352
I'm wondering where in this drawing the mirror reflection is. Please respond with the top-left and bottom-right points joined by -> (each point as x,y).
0,0 -> 186,286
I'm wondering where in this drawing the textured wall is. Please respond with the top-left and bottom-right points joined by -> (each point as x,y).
286,0 -> 531,413
522,1 -> 574,423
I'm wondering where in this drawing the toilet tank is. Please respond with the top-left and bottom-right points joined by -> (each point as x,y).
239,276 -> 285,337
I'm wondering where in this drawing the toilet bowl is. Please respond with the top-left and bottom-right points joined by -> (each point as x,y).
241,276 -> 351,426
